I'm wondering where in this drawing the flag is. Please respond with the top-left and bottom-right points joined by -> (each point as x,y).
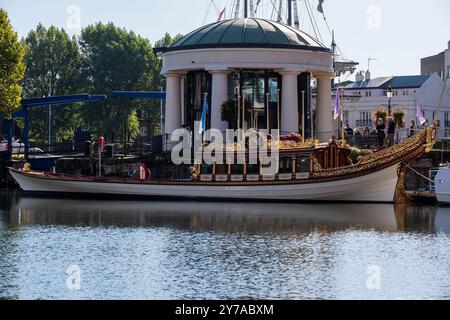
317,0 -> 325,14
217,8 -> 226,21
198,94 -> 209,134
416,103 -> 426,126
334,88 -> 341,120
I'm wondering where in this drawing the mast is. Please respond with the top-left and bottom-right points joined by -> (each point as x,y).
287,0 -> 292,26
293,0 -> 300,29
277,0 -> 283,22
244,0 -> 248,18
331,30 -> 336,71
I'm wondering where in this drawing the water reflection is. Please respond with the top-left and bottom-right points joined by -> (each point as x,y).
1,191 -> 450,300
4,196 -> 445,234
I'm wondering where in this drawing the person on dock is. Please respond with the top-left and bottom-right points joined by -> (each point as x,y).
409,120 -> 417,137
344,123 -> 354,136
387,117 -> 396,147
376,119 -> 386,148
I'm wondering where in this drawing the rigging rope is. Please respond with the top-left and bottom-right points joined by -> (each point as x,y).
304,0 -> 321,42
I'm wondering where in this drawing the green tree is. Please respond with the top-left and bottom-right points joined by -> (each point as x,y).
79,22 -> 156,140
23,24 -> 81,143
152,33 -> 183,90
0,9 -> 25,119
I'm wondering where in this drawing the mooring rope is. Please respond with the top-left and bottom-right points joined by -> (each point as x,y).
403,162 -> 435,184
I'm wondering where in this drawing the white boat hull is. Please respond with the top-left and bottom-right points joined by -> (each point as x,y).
435,168 -> 450,204
10,165 -> 399,202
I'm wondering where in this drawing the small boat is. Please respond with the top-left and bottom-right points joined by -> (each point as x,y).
9,128 -> 436,203
435,166 -> 450,204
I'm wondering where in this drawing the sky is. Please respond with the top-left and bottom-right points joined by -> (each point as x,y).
1,0 -> 449,81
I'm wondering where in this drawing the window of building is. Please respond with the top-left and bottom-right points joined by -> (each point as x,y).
140,127 -> 147,136
357,112 -> 372,126
445,129 -> 450,138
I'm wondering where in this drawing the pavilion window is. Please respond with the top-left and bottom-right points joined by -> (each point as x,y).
185,71 -> 211,134
237,70 -> 281,130
231,164 -> 244,175
247,163 -> 260,175
215,164 -> 227,175
296,156 -> 310,173
200,163 -> 213,175
278,157 -> 292,174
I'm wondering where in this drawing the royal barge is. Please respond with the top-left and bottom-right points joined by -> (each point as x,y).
9,128 -> 436,202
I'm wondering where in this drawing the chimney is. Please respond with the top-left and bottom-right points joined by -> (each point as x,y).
365,70 -> 371,81
355,71 -> 364,82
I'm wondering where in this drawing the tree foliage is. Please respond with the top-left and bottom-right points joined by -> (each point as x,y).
79,22 -> 156,140
0,9 -> 25,119
23,24 -> 81,142
152,33 -> 183,90
12,13 -> 184,144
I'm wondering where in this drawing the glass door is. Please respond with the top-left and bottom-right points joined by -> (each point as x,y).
240,71 -> 280,131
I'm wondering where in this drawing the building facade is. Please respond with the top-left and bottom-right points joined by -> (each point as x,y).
331,72 -> 450,138
421,40 -> 450,81
156,18 -> 334,143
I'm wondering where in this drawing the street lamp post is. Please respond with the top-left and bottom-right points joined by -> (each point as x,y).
386,86 -> 394,117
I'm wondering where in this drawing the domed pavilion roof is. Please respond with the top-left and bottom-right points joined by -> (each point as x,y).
158,18 -> 330,53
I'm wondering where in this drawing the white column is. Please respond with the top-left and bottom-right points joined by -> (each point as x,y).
210,70 -> 229,132
180,76 -> 185,126
164,73 -> 182,135
316,75 -> 333,142
280,71 -> 299,134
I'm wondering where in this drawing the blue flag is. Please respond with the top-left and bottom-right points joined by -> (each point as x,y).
198,94 -> 208,135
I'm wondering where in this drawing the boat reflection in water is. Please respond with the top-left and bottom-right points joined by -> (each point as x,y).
3,193 -> 450,300
7,196 -> 446,234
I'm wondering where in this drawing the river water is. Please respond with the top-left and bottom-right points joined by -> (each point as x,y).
0,190 -> 450,300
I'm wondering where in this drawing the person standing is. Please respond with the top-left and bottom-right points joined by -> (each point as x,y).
409,120 -> 417,137
376,119 -> 386,148
387,117 -> 396,147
